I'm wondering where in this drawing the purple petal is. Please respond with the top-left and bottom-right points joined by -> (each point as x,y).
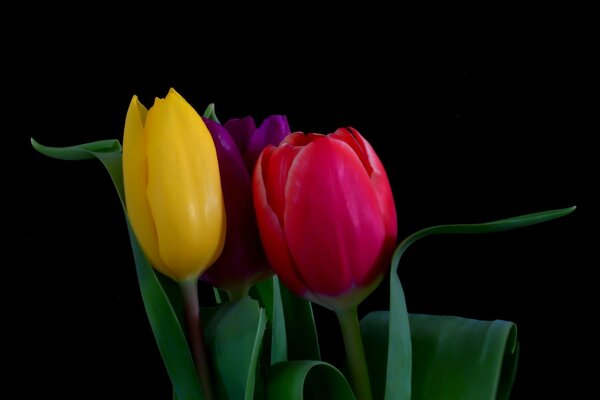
224,116 -> 256,155
245,115 -> 291,172
201,117 -> 271,289
203,118 -> 247,181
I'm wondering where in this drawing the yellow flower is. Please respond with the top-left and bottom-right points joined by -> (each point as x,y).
123,88 -> 226,282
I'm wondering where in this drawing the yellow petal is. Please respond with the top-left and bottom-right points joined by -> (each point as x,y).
122,95 -> 175,279
145,89 -> 226,280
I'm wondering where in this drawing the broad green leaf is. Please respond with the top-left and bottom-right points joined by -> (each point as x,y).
385,206 -> 576,400
267,361 -> 356,400
126,222 -> 204,399
279,284 -> 321,361
31,139 -> 204,400
157,270 -> 185,326
360,311 -> 391,400
362,312 -> 518,400
203,297 -> 267,400
409,314 -> 518,400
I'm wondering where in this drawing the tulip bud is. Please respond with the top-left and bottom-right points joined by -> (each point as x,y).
253,128 -> 397,310
201,116 -> 290,292
123,89 -> 226,282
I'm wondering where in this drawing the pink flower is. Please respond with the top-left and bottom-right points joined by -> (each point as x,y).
253,128 -> 397,310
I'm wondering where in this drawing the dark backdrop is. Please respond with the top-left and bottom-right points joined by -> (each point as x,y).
16,9 -> 592,399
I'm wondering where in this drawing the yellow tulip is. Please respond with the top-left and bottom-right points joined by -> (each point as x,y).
123,88 -> 226,282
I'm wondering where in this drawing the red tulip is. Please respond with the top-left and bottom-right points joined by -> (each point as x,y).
253,127 -> 397,310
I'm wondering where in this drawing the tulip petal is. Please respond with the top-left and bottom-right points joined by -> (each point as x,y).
348,128 -> 398,245
283,137 -> 387,296
245,115 -> 290,171
123,96 -> 175,278
264,141 -> 303,227
145,89 -> 225,281
332,128 -> 373,175
284,132 -> 322,146
202,118 -> 268,289
224,116 -> 256,155
254,148 -> 308,295
203,118 -> 249,187
336,128 -> 397,246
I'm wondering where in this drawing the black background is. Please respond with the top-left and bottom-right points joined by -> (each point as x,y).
14,8 -> 593,399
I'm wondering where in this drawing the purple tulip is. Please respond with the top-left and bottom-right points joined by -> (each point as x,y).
201,115 -> 290,294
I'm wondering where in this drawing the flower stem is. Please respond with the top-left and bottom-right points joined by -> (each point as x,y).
180,279 -> 213,400
336,307 -> 373,400
226,285 -> 250,302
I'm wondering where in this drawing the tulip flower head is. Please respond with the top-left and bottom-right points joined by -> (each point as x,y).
253,127 -> 397,310
201,115 -> 290,293
123,89 -> 226,282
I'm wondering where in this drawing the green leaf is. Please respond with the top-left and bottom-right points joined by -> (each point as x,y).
203,103 -> 221,123
384,206 -> 576,400
252,277 -> 318,363
31,139 -> 204,400
156,270 -> 185,326
251,277 -> 288,365
270,277 -> 288,364
409,314 -> 518,400
32,138 -> 126,208
362,312 -> 518,400
267,361 -> 356,400
360,311 -> 392,400
250,278 -> 274,318
279,284 -> 321,361
213,287 -> 228,304
127,223 -> 205,399
386,260 -> 412,400
31,138 -> 122,160
203,297 -> 267,400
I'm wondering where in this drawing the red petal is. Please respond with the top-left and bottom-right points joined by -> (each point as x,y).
282,132 -> 322,146
264,141 -> 303,225
332,127 -> 374,175
354,129 -> 397,250
334,128 -> 397,280
253,147 -> 308,295
284,137 -> 386,296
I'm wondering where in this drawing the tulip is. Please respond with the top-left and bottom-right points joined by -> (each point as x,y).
122,88 -> 225,399
253,127 -> 397,311
122,88 -> 226,282
254,127 -> 396,399
201,115 -> 290,296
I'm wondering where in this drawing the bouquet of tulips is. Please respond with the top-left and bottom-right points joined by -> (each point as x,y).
32,88 -> 574,399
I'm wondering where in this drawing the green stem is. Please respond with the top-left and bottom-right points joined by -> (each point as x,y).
336,307 -> 373,400
180,279 -> 214,400
226,285 -> 250,302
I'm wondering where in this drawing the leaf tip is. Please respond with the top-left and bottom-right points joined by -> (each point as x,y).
203,103 -> 220,123
31,137 -> 52,156
556,205 -> 577,218
31,137 -> 41,150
